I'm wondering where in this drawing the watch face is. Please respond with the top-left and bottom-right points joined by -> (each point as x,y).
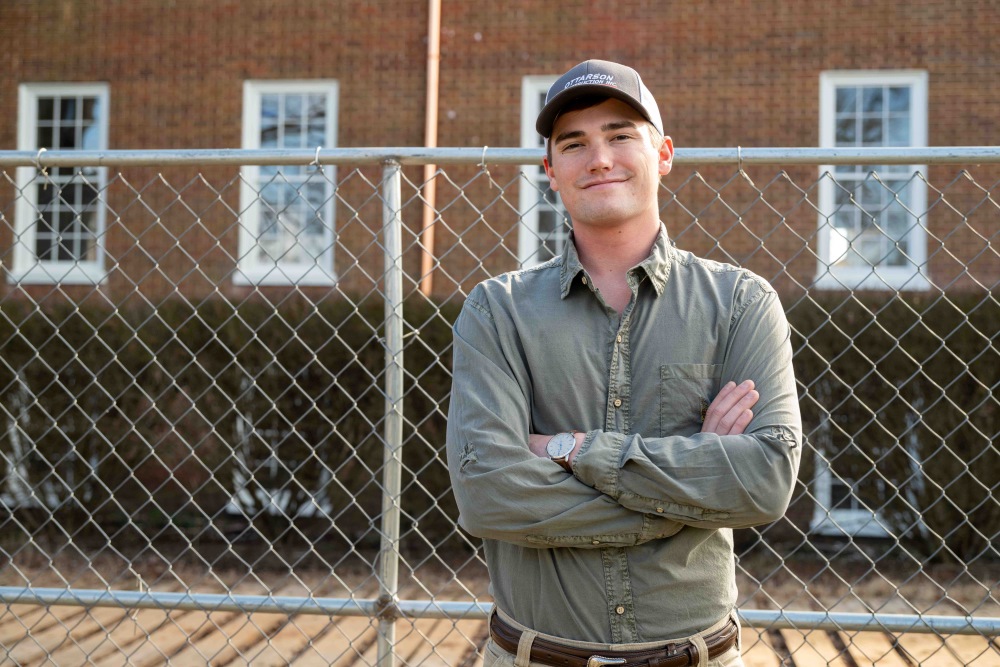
546,432 -> 576,458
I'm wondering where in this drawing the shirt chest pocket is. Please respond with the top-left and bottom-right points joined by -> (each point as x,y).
659,363 -> 723,436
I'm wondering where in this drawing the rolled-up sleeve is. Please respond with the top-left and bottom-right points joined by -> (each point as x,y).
572,282 -> 802,529
446,286 -> 684,548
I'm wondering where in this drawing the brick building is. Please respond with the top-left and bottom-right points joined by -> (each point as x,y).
1,0 -> 997,302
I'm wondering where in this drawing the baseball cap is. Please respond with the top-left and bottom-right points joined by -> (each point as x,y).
536,59 -> 663,139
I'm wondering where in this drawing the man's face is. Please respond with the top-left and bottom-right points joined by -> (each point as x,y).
543,98 -> 673,232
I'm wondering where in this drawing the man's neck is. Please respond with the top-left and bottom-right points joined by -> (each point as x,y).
573,218 -> 660,279
572,219 -> 661,312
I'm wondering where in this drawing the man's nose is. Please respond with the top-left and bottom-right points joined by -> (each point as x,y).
587,142 -> 613,171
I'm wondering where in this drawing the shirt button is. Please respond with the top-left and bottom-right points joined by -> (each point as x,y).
613,398 -> 622,408
616,605 -> 625,615
581,276 -> 588,285
592,540 -> 600,545
616,334 -> 623,344
656,507 -> 664,513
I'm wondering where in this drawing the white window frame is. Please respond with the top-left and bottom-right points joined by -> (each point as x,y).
237,80 -> 338,286
816,70 -> 930,291
810,453 -> 891,538
12,82 -> 110,285
518,75 -> 571,267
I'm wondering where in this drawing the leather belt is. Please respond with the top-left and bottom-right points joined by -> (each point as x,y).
489,612 -> 738,667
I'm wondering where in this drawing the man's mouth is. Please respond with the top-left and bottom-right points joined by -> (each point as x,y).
582,178 -> 625,189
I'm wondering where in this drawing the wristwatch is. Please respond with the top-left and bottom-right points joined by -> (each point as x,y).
546,431 -> 578,472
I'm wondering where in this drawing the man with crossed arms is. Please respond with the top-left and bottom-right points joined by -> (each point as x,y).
447,59 -> 801,667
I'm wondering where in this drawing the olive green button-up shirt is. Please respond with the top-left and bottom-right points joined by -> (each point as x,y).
446,226 -> 801,643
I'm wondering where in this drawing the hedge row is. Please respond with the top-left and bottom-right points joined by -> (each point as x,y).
0,292 -> 996,562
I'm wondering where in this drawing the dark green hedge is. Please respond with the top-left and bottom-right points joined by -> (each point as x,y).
789,292 -> 998,562
1,292 -> 995,563
0,296 -> 460,562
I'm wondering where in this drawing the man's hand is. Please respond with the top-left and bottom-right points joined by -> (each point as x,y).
702,380 -> 759,436
528,434 -> 551,458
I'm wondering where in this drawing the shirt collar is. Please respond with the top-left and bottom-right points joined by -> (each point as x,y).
559,223 -> 673,299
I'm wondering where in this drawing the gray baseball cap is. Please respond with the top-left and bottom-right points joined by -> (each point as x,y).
536,59 -> 663,139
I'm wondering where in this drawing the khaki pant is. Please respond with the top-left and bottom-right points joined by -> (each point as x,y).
484,607 -> 744,667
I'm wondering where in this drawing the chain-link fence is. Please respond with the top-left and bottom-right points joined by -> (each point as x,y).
0,147 -> 997,665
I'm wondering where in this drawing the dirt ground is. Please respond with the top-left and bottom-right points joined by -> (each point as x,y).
1,550 -> 997,666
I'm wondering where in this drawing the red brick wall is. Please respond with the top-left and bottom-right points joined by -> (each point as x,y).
1,0 -> 996,302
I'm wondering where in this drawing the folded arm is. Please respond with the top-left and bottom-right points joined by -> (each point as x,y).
571,287 -> 802,529
446,289 -> 684,548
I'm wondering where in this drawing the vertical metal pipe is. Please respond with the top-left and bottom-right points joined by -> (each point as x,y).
418,0 -> 442,297
377,159 -> 404,667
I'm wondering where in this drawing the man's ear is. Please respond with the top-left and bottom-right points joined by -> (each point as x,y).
543,156 -> 560,192
658,136 -> 675,177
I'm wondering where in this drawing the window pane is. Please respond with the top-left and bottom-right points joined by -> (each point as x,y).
885,202 -> 910,239
828,224 -> 850,264
888,86 -> 910,112
35,231 -> 53,261
283,125 -> 302,149
284,94 -> 302,122
888,116 -> 910,146
307,95 -> 325,121
81,183 -> 99,209
38,97 -> 55,121
833,209 -> 856,231
56,210 -> 75,260
858,234 -> 883,265
835,118 -> 856,146
862,118 -> 883,145
59,124 -> 78,149
307,124 -> 325,148
261,94 -> 280,124
60,98 -> 77,121
835,88 -> 857,114
82,98 -> 98,122
260,94 -> 279,149
303,183 -> 326,237
861,179 -> 882,209
834,184 -> 852,208
37,126 -> 54,149
260,127 -> 278,149
862,87 -> 883,113
536,210 -> 559,262
36,181 -> 54,206
80,218 -> 98,261
82,122 -> 100,150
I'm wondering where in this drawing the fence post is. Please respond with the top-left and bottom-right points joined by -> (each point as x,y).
377,159 -> 404,667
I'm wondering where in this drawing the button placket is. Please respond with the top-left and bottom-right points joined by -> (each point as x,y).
610,315 -> 631,431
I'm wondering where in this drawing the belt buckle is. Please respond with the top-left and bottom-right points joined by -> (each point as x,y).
586,657 -> 626,667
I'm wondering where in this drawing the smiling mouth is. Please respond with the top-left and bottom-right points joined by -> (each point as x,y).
583,179 -> 625,189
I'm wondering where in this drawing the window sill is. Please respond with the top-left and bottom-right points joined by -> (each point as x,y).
812,267 -> 932,292
232,264 -> 337,287
6,262 -> 107,285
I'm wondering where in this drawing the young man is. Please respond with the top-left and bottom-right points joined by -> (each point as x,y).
446,59 -> 802,667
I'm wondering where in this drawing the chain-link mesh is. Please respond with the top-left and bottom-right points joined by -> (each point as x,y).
0,149 -> 997,666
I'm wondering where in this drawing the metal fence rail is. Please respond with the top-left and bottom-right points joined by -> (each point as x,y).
0,148 -> 997,665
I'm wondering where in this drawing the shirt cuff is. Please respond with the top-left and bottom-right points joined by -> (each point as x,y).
572,429 -> 627,499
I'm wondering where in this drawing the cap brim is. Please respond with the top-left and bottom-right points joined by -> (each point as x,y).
536,84 -> 655,139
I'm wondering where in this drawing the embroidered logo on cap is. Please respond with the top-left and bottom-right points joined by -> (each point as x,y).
564,73 -> 618,90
